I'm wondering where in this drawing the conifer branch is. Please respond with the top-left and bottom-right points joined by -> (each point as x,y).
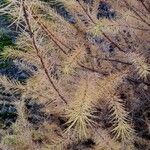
138,0 -> 150,13
109,97 -> 134,142
78,63 -> 109,76
76,0 -> 96,24
65,77 -> 96,139
123,0 -> 150,26
32,13 -> 72,54
22,0 -> 67,104
128,52 -> 150,80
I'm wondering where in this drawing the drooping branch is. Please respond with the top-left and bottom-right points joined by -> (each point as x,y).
22,0 -> 67,104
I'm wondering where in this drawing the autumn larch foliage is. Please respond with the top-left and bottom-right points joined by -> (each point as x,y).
0,0 -> 149,150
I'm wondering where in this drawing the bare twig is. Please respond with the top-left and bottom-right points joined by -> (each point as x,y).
78,63 -> 109,76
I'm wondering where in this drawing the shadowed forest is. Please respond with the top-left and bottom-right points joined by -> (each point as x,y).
0,0 -> 150,150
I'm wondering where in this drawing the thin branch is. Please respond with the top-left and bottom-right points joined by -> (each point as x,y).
101,32 -> 126,53
77,1 -> 126,53
108,24 -> 150,32
77,0 -> 95,24
127,77 -> 150,86
98,58 -> 132,65
33,16 -> 68,54
138,0 -> 150,13
123,0 -> 150,26
32,14 -> 72,54
22,0 -> 67,104
78,63 -> 109,76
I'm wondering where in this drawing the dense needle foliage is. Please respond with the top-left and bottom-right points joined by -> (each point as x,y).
0,0 -> 149,150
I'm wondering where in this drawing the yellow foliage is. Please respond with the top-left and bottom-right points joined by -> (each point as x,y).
62,45 -> 85,75
128,52 -> 150,80
65,77 -> 96,139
